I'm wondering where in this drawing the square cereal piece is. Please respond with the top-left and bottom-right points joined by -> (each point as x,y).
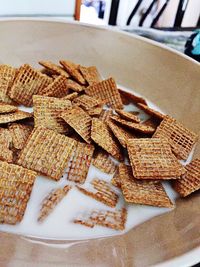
66,79 -> 84,92
111,167 -> 121,188
38,185 -> 71,222
173,158 -> 200,197
118,89 -> 147,106
73,94 -> 104,110
91,118 -> 123,161
85,78 -> 123,109
33,95 -> 72,134
0,103 -> 17,114
60,60 -> 86,85
66,141 -> 95,184
60,106 -> 92,143
107,120 -> 136,148
92,148 -> 117,174
74,208 -> 127,230
111,115 -> 155,134
0,65 -> 17,104
127,138 -> 185,179
119,164 -> 174,208
39,61 -> 70,77
0,110 -> 32,124
115,109 -> 140,123
90,208 -> 127,230
137,103 -> 165,120
42,75 -> 68,98
17,126 -> 76,181
153,116 -> 198,160
79,66 -> 101,85
77,178 -> 119,207
8,123 -> 33,150
0,161 -> 36,224
9,64 -> 52,106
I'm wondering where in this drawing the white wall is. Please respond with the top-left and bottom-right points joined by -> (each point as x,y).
0,0 -> 75,16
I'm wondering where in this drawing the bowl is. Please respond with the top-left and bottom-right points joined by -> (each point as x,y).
0,19 -> 200,267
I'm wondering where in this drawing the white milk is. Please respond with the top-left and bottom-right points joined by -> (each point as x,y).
0,86 -> 193,240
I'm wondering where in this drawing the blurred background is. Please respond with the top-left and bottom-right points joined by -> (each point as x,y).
0,0 -> 199,60
0,0 -> 199,28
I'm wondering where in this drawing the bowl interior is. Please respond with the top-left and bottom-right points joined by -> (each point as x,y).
0,20 -> 200,267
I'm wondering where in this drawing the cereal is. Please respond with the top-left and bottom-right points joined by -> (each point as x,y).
73,94 -> 104,110
17,126 -> 76,181
111,167 -> 121,188
9,64 -> 52,106
0,103 -> 17,114
33,95 -> 72,133
38,185 -> 71,222
91,118 -> 123,161
39,60 -> 70,77
79,66 -> 101,85
118,89 -> 147,105
153,116 -> 198,160
0,161 -> 36,224
66,141 -> 95,184
0,110 -> 32,124
137,103 -> 165,120
115,109 -> 140,123
77,178 -> 118,207
42,75 -> 68,98
92,148 -> 117,174
173,158 -> 200,197
85,78 -> 123,109
60,106 -> 92,143
127,138 -> 186,179
60,60 -> 86,85
119,164 -> 174,207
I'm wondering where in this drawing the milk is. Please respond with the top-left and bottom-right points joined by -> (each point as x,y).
0,86 -> 192,240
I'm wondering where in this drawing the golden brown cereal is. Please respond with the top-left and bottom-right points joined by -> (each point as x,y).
92,148 -> 117,174
85,78 -> 123,109
142,117 -> 160,131
38,185 -> 71,222
0,103 -> 17,114
173,158 -> 200,197
39,60 -> 70,77
119,164 -> 174,208
42,75 -> 68,98
0,110 -> 32,124
137,103 -> 165,120
0,161 -> 36,224
74,208 -> 127,230
91,118 -> 123,161
107,120 -> 136,148
115,109 -> 140,123
60,60 -> 86,85
118,89 -> 147,106
111,115 -> 155,134
153,116 -> 198,160
17,126 -> 76,181
77,178 -> 119,207
90,208 -> 127,230
111,167 -> 121,188
86,106 -> 103,117
9,64 -> 52,106
79,66 -> 101,85
62,92 -> 78,101
66,141 -> 95,184
99,109 -> 113,123
0,128 -> 13,162
0,65 -> 17,104
127,138 -> 186,179
60,106 -> 92,143
66,79 -> 84,92
33,95 -> 72,134
73,94 -> 104,110
8,123 -> 33,150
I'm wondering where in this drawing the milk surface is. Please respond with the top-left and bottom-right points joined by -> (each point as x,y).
0,86 -> 192,240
